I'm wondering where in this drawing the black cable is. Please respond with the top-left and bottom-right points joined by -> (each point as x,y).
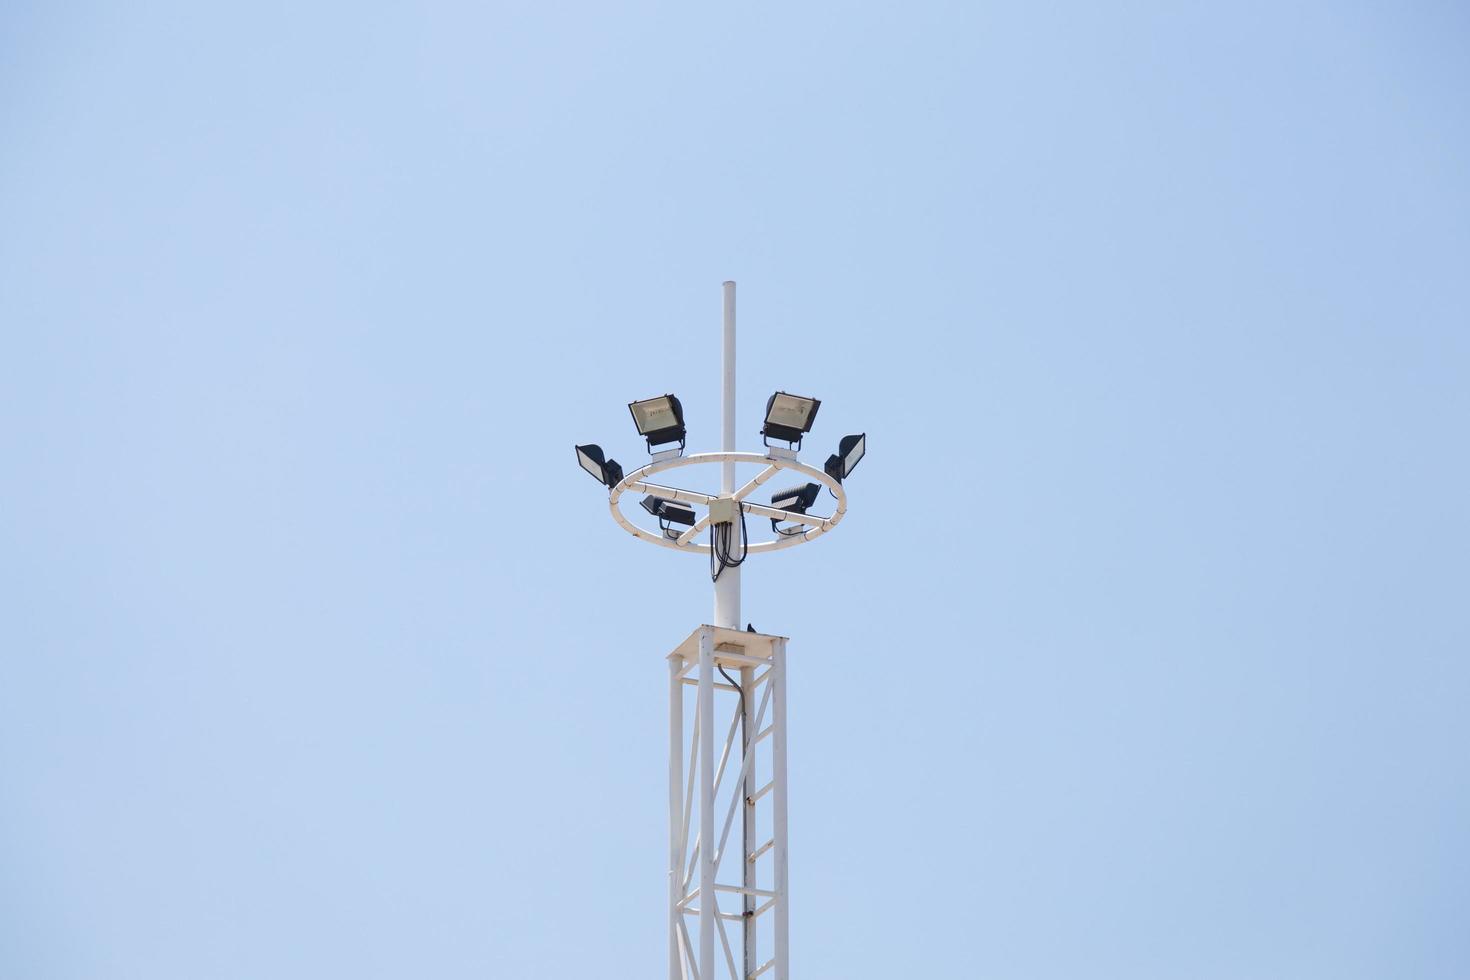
710,521 -> 722,581
717,663 -> 746,740
709,506 -> 749,582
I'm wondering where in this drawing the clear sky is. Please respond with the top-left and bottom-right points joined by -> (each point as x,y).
2,2 -> 1467,977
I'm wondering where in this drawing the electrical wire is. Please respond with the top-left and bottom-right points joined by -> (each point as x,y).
709,506 -> 748,582
717,663 -> 746,741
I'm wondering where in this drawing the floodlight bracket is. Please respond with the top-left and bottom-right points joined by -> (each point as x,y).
608,451 -> 848,555
761,433 -> 802,453
764,446 -> 799,462
650,446 -> 684,463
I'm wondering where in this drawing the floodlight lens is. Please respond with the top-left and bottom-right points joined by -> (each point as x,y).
839,433 -> 865,478
576,444 -> 606,483
824,433 -> 866,483
765,393 -> 820,432
761,391 -> 822,445
628,395 -> 686,449
574,444 -> 622,488
629,397 -> 676,435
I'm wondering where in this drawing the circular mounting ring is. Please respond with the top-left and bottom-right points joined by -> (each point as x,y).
608,451 -> 848,555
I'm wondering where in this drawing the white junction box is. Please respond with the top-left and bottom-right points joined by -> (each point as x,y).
708,495 -> 738,524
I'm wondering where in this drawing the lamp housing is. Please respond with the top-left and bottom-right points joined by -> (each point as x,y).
823,433 -> 866,483
575,444 -> 624,489
761,392 -> 821,446
769,481 -> 821,535
770,482 -> 821,514
628,394 -> 686,451
640,495 -> 696,527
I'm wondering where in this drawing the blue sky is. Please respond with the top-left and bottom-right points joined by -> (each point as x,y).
2,2 -> 1467,977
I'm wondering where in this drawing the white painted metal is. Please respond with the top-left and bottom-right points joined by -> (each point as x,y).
741,662 -> 757,978
697,630 -> 717,980
771,637 -> 789,979
675,514 -> 714,546
732,464 -> 781,502
707,497 -> 739,525
610,452 -> 848,554
739,501 -> 828,528
669,626 -> 789,980
715,280 -> 740,630
670,654 -> 686,980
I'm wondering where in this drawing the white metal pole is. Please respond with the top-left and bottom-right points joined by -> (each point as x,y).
772,638 -> 790,979
741,663 -> 758,977
697,629 -> 716,979
713,281 -> 740,630
669,654 -> 684,980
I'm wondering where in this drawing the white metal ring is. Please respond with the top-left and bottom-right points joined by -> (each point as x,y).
608,451 -> 848,555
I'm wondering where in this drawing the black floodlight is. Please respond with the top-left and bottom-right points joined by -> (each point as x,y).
640,495 -> 696,527
771,482 -> 820,513
823,433 -> 866,484
761,391 -> 821,446
575,444 -> 624,489
769,481 -> 821,534
628,394 -> 686,452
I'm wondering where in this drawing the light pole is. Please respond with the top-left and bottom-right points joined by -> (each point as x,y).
715,280 -> 740,631
575,282 -> 866,979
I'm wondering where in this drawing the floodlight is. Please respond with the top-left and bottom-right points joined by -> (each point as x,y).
771,482 -> 820,513
640,495 -> 696,527
628,394 -> 687,451
575,444 -> 624,489
823,433 -> 866,483
761,392 -> 821,446
769,481 -> 821,533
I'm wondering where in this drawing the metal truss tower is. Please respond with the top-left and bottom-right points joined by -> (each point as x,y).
667,624 -> 788,980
